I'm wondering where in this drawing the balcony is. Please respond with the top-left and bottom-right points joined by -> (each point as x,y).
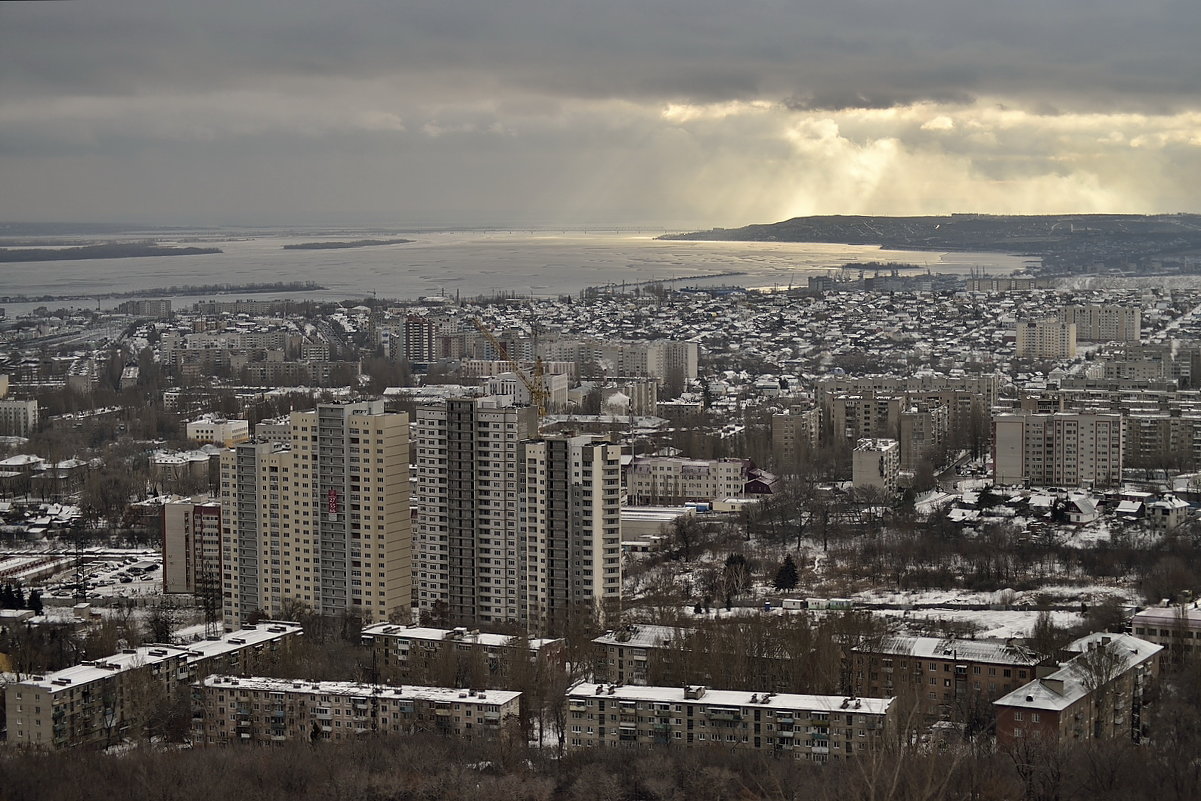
708,708 -> 741,721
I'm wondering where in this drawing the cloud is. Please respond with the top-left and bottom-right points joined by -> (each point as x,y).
1,0 -> 1200,224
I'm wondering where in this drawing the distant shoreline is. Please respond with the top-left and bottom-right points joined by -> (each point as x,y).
0,243 -> 222,262
0,281 -> 326,304
282,239 -> 413,250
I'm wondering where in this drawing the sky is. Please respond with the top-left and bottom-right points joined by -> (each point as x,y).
2,0 -> 1200,228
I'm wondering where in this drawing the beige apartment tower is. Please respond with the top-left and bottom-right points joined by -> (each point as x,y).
992,412 -> 1124,488
1016,319 -> 1077,360
220,401 -> 411,627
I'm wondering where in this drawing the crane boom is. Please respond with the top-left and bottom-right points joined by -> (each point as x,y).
471,317 -> 547,416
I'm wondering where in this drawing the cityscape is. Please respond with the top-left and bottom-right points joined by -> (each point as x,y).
4,0 -> 1201,798
1,245 -> 1201,798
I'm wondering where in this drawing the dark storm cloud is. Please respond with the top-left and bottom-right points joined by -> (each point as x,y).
3,0 -> 1201,224
1,0 -> 1199,109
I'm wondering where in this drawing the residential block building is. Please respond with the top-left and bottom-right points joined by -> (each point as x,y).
624,456 -> 776,506
592,625 -> 691,685
162,496 -> 222,595
220,401 -> 411,627
771,407 -> 820,469
414,396 -> 623,633
414,396 -> 538,626
0,398 -> 39,436
851,636 -> 1043,721
992,412 -> 1124,488
360,623 -> 564,686
1016,319 -> 1077,360
995,633 -> 1160,749
851,438 -> 899,494
1057,304 -> 1141,342
193,675 -> 520,745
518,435 -> 623,634
5,622 -> 302,749
1131,605 -> 1201,659
186,417 -> 250,447
565,683 -> 894,762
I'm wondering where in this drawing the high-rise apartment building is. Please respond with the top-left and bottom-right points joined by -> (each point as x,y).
1015,319 -> 1077,360
162,496 -> 222,595
519,435 -> 623,634
852,438 -> 900,494
1058,304 -> 1141,342
414,396 -> 622,633
414,397 -> 539,625
0,398 -> 39,436
220,401 -> 411,627
992,412 -> 1124,488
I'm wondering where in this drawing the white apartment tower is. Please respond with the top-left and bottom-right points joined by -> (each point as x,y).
220,401 -> 411,627
519,435 -> 623,635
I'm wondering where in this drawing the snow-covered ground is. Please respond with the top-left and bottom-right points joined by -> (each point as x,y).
873,608 -> 1084,639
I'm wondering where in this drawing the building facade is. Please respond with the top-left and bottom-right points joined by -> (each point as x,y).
565,683 -> 894,762
1058,305 -> 1141,343
1016,319 -> 1077,360
624,457 -> 774,506
0,399 -> 39,436
992,412 -> 1124,488
5,622 -> 302,749
186,417 -> 250,447
851,636 -> 1043,721
414,397 -> 539,625
994,633 -> 1160,750
220,401 -> 411,627
851,439 -> 900,493
193,675 -> 520,745
519,435 -> 623,634
162,496 -> 222,595
360,623 -> 563,686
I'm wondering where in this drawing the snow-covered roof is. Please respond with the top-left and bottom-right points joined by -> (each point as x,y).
569,682 -> 893,716
182,621 -> 302,663
855,635 -> 1042,666
994,632 -> 1160,713
593,624 -> 691,649
360,623 -> 560,651
202,675 -> 521,707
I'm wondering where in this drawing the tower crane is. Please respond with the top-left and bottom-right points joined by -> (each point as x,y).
471,317 -> 547,416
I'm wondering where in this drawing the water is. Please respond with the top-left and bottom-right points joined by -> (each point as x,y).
0,229 -> 1035,314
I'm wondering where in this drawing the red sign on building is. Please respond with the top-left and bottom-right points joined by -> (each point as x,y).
327,489 -> 339,515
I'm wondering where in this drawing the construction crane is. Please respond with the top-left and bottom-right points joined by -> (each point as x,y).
471,317 -> 547,416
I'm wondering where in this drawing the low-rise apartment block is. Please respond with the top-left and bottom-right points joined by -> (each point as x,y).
592,625 -> 691,685
624,456 -> 776,506
1131,605 -> 1201,660
5,622 -> 302,749
565,683 -> 894,762
193,675 -> 520,745
185,416 -> 250,447
361,623 -> 564,686
851,636 -> 1043,720
995,633 -> 1160,749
